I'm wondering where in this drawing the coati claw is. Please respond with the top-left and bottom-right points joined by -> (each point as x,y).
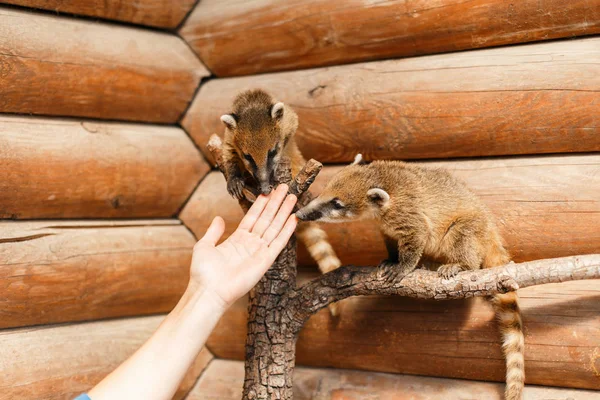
377,260 -> 401,282
227,176 -> 245,200
437,264 -> 463,280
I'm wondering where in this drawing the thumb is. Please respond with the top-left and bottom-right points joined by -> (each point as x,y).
199,216 -> 225,246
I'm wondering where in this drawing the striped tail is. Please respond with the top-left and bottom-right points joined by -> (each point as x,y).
486,240 -> 525,400
297,221 -> 342,316
492,292 -> 525,400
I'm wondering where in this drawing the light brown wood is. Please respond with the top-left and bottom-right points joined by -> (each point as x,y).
0,316 -> 213,400
1,0 -> 197,28
183,37 -> 600,162
188,359 -> 600,400
0,116 -> 209,218
0,8 -> 208,122
205,274 -> 600,390
180,0 -> 600,76
180,154 -> 600,266
0,220 -> 195,329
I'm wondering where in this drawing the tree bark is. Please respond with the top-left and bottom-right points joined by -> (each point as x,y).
206,134 -> 600,400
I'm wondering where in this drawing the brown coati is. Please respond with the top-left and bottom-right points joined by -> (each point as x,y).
220,89 -> 343,315
296,155 -> 525,400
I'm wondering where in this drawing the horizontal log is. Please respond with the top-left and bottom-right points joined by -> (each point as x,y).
0,116 -> 208,218
180,154 -> 600,266
188,359 -> 600,400
0,8 -> 208,122
1,0 -> 197,28
179,0 -> 600,76
183,37 -> 600,162
0,316 -> 213,400
206,272 -> 600,390
0,220 -> 194,329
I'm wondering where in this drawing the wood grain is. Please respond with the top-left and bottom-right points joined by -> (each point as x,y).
205,274 -> 600,390
0,316 -> 213,400
0,220 -> 195,329
179,0 -> 600,76
188,359 -> 600,400
0,8 -> 208,122
1,0 -> 197,28
0,116 -> 208,219
180,154 -> 600,266
183,37 -> 600,162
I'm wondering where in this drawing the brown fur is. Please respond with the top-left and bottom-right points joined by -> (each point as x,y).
221,89 -> 342,315
297,157 -> 524,399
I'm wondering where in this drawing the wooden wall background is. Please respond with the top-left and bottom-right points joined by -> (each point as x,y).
0,1 -> 598,399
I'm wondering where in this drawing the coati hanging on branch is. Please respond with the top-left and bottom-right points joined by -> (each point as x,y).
296,155 -> 525,400
219,89 -> 343,315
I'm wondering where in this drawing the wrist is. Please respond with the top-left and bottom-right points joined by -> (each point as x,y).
184,281 -> 228,316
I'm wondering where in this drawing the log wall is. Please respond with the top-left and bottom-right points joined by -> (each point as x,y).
0,8 -> 208,122
0,116 -> 209,219
183,37 -> 600,163
180,0 -> 600,76
0,220 -> 194,329
1,0 -> 197,28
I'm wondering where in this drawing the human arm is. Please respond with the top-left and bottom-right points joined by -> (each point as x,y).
87,184 -> 297,400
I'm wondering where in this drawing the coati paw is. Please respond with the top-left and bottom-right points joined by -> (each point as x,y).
227,176 -> 245,200
377,260 -> 401,282
437,264 -> 463,280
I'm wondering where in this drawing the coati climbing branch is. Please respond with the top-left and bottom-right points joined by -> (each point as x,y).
206,133 -> 600,400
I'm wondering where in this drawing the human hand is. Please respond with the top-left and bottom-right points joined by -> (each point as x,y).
189,184 -> 298,310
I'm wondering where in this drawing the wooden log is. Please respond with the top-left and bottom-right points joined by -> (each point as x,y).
0,116 -> 209,219
0,220 -> 195,329
0,316 -> 213,400
0,8 -> 208,122
188,359 -> 600,400
205,273 -> 600,390
179,0 -> 600,76
180,154 -> 600,266
1,0 -> 197,28
182,37 -> 600,163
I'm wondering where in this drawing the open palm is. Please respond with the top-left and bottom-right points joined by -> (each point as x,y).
190,184 -> 297,308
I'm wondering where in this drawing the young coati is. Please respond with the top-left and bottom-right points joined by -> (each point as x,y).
220,89 -> 343,315
296,155 -> 525,400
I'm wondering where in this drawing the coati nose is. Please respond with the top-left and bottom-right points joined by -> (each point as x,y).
260,182 -> 274,195
296,209 -> 322,221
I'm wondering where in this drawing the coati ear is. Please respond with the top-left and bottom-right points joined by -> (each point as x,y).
367,188 -> 390,207
351,153 -> 367,166
220,114 -> 237,130
271,102 -> 285,120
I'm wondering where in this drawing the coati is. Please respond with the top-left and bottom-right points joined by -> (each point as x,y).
296,155 -> 525,400
220,89 -> 343,315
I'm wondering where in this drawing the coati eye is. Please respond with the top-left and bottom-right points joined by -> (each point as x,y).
243,153 -> 254,163
331,198 -> 344,210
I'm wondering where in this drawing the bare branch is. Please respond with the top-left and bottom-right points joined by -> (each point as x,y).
286,254 -> 600,332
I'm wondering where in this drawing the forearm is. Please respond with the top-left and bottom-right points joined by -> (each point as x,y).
88,283 -> 225,400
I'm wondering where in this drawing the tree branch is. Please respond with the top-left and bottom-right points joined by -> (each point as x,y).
286,254 -> 600,332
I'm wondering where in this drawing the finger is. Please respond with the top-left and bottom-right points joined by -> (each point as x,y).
198,216 -> 225,246
237,193 -> 270,231
262,194 -> 297,244
267,214 -> 298,258
251,184 -> 289,237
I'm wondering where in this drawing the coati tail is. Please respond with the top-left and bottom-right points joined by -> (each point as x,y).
296,222 -> 342,316
492,292 -> 525,400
